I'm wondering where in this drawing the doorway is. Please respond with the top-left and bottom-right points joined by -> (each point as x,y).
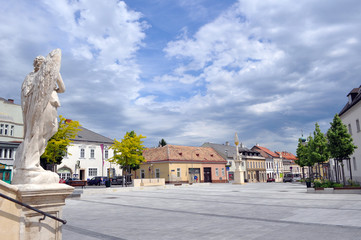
204,167 -> 212,183
80,169 -> 85,180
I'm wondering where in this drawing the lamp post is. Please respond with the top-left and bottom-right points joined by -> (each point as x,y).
233,132 -> 245,184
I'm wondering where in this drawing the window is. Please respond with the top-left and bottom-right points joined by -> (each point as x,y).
0,124 -> 3,135
3,149 -> 7,159
8,149 -> 12,159
346,160 -> 350,170
141,169 -> 145,179
215,168 -> 219,176
105,149 -> 109,159
107,168 -> 115,178
0,149 -> 2,158
80,148 -> 85,158
177,168 -> 181,178
88,168 -> 97,176
10,125 -> 14,136
353,157 -> 357,171
4,124 -> 9,135
90,149 -> 95,158
221,168 -> 225,176
357,119 -> 361,132
155,168 -> 160,178
348,124 -> 353,135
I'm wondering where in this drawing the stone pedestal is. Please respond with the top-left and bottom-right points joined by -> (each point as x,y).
0,181 -> 73,240
233,160 -> 245,184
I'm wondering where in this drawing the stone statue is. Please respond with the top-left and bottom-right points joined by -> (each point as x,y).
13,49 -> 65,184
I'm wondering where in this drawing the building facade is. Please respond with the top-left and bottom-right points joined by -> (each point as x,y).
202,142 -> 237,181
241,146 -> 266,183
0,98 -> 24,183
252,145 -> 284,182
339,86 -> 361,182
136,145 -> 227,183
57,125 -> 120,181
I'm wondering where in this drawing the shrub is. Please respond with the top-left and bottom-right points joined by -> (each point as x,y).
347,179 -> 360,187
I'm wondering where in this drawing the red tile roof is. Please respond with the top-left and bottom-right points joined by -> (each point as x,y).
143,145 -> 226,163
275,151 -> 298,160
253,146 -> 279,158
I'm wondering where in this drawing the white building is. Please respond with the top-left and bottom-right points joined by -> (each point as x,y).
339,86 -> 361,182
252,145 -> 284,182
57,125 -> 121,180
0,98 -> 24,183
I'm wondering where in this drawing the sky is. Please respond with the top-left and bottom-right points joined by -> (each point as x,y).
1,0 -> 361,153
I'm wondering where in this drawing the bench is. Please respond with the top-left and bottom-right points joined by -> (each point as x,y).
68,180 -> 87,188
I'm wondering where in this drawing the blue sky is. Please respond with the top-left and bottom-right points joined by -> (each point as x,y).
1,0 -> 361,153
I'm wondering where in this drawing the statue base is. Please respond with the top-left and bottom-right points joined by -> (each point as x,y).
233,169 -> 245,184
12,167 -> 60,185
0,181 -> 73,240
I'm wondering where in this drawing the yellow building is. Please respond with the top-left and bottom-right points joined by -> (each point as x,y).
136,145 -> 227,183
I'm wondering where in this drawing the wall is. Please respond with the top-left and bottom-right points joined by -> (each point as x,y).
0,181 -> 20,240
58,142 -> 120,180
340,100 -> 361,182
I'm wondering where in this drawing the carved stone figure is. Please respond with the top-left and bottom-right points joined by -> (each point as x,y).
13,49 -> 65,184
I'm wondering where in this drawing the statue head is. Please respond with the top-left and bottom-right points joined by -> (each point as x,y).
33,56 -> 45,72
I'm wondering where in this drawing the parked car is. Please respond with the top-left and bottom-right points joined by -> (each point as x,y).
283,173 -> 301,182
111,175 -> 132,185
267,178 -> 275,182
65,177 -> 80,184
87,176 -> 108,186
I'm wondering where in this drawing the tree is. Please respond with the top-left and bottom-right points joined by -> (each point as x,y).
158,138 -> 167,147
40,115 -> 81,170
327,114 -> 357,185
109,131 -> 146,176
308,123 -> 330,179
295,138 -> 308,179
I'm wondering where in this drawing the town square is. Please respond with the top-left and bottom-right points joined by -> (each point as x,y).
1,1 -> 361,239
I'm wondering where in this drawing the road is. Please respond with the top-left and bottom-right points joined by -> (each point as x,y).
63,182 -> 361,240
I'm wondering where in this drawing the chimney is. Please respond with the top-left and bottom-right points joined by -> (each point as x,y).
7,99 -> 14,103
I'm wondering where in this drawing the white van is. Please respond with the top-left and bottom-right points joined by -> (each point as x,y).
283,173 -> 301,182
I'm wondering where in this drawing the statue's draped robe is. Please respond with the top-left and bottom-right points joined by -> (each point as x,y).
13,49 -> 62,184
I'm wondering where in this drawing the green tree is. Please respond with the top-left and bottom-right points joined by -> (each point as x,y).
158,138 -> 167,147
40,116 -> 81,170
327,114 -> 357,185
308,123 -> 330,179
295,138 -> 308,179
109,131 -> 146,176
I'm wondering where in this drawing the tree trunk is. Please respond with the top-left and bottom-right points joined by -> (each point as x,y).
341,161 -> 346,186
349,158 -> 353,181
335,160 -> 339,183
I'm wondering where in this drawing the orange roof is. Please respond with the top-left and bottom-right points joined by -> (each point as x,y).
253,146 -> 279,158
276,151 -> 298,160
143,145 -> 226,163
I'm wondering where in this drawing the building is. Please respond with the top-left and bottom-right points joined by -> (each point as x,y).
276,151 -> 300,176
57,125 -> 119,181
0,98 -> 24,183
202,142 -> 237,181
136,145 -> 227,183
203,142 -> 267,183
252,145 -> 284,182
339,86 -> 361,182
240,145 -> 266,183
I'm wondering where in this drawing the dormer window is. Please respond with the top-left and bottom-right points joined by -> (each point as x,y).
179,152 -> 182,156
196,153 -> 199,157
210,154 -> 214,157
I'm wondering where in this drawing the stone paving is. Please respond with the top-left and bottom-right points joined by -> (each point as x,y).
62,183 -> 361,240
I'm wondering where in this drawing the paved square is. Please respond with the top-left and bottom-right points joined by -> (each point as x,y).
63,183 -> 361,240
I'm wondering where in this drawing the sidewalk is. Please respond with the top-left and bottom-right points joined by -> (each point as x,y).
63,182 -> 361,240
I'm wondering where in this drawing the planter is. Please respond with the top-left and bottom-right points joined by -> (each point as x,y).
315,187 -> 324,190
306,181 -> 312,188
